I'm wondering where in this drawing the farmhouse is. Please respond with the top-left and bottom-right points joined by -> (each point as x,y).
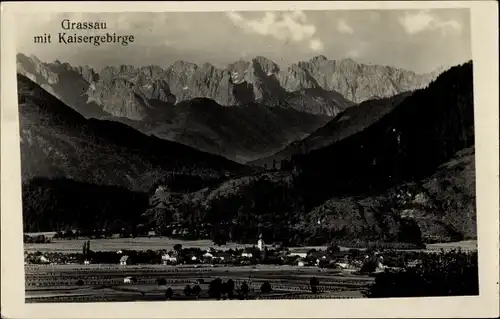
119,255 -> 129,266
214,251 -> 233,261
162,253 -> 177,265
203,252 -> 214,258
241,247 -> 254,258
148,230 -> 157,237
288,252 -> 307,258
123,276 -> 137,284
39,255 -> 50,264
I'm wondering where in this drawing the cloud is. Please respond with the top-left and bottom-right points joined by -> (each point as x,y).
226,11 -> 324,52
337,19 -> 354,34
309,39 -> 324,52
398,10 -> 462,35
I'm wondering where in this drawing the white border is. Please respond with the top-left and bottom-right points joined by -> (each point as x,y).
1,2 -> 499,318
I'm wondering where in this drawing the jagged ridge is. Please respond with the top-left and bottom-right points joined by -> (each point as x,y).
17,53 -> 439,120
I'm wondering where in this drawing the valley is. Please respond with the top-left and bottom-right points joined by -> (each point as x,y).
18,56 -> 476,247
17,54 -> 478,302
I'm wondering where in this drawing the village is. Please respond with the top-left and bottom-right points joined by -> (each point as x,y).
25,232 -> 421,274
23,228 -> 479,302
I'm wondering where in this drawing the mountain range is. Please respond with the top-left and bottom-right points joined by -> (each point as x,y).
17,52 -> 475,246
17,53 -> 440,162
142,61 -> 476,245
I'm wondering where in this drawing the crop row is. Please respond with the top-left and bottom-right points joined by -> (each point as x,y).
26,273 -> 206,280
26,275 -> 370,287
257,295 -> 359,299
25,279 -> 197,288
269,285 -> 347,293
25,268 -> 214,274
26,283 -> 352,294
26,294 -> 359,303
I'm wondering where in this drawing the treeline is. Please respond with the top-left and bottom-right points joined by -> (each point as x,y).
139,172 -> 430,247
22,177 -> 148,232
365,250 -> 478,297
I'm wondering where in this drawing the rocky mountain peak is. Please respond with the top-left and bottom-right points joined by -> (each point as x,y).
17,53 -> 441,120
139,65 -> 164,79
75,65 -> 99,84
169,60 -> 198,74
252,56 -> 280,75
308,55 -> 328,64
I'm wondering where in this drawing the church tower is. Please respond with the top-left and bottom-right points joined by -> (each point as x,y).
257,233 -> 265,251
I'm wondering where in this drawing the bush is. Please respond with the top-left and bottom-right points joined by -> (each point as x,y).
184,285 -> 192,296
165,287 -> 174,299
157,278 -> 167,286
208,278 -> 223,299
260,281 -> 272,293
239,281 -> 249,299
224,279 -> 235,299
192,285 -> 202,297
360,258 -> 379,274
309,277 -> 319,293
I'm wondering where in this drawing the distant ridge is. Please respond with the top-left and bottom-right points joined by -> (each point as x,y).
17,53 -> 439,119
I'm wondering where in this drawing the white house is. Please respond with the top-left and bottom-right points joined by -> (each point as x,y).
123,276 -> 133,284
161,253 -> 177,265
120,255 -> 129,266
297,260 -> 305,267
203,252 -> 214,259
288,252 -> 307,258
241,252 -> 253,258
39,255 -> 50,264
336,262 -> 348,269
84,260 -> 90,265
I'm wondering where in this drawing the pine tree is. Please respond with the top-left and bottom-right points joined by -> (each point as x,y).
82,242 -> 87,256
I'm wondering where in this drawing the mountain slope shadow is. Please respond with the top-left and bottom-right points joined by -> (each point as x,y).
293,61 -> 474,207
252,90 -> 414,167
17,73 -> 252,193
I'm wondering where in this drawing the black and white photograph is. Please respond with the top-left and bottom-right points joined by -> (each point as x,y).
1,1 -> 499,318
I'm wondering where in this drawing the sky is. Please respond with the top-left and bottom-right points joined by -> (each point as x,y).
15,9 -> 471,74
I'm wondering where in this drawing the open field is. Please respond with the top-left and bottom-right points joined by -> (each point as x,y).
426,240 -> 477,250
24,236 -> 478,253
25,238 -> 251,253
25,264 -> 372,302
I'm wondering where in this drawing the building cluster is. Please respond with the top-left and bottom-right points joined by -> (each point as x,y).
25,238 -> 392,274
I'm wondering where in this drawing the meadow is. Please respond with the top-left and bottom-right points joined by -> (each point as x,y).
24,235 -> 477,254
25,263 -> 373,302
